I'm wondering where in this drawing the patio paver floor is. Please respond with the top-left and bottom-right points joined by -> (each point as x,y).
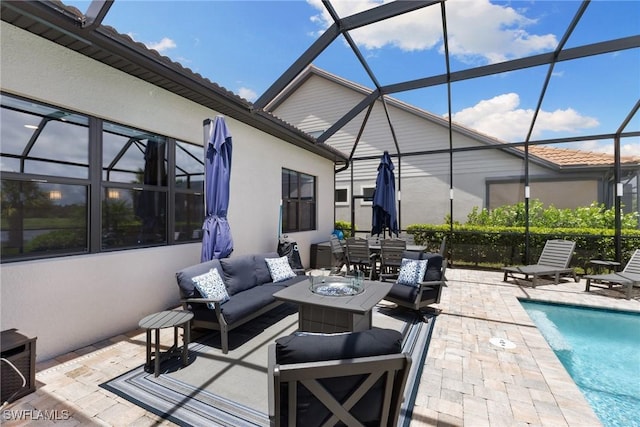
2,268 -> 638,426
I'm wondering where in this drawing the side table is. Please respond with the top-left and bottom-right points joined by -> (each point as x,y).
138,310 -> 193,377
589,259 -> 621,274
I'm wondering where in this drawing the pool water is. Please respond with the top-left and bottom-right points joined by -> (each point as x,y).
520,300 -> 640,427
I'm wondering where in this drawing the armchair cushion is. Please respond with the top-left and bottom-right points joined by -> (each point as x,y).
422,252 -> 443,281
275,328 -> 402,364
192,268 -> 229,308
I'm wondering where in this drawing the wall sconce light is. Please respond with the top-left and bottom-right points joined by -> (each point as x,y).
49,190 -> 62,200
108,189 -> 120,199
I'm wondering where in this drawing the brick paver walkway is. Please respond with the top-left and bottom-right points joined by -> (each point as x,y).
2,268 -> 638,426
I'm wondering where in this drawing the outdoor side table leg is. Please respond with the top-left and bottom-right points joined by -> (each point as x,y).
174,324 -> 178,349
145,329 -> 151,371
154,327 -> 160,377
182,320 -> 190,366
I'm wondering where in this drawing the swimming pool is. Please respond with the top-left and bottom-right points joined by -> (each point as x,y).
520,300 -> 640,427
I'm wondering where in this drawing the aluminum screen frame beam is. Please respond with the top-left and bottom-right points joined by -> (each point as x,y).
253,0 -> 439,110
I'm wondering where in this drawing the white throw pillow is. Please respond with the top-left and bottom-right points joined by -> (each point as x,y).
192,268 -> 229,308
265,256 -> 297,283
396,258 -> 428,287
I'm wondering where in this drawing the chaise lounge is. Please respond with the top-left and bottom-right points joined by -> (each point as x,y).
584,249 -> 640,299
502,239 -> 578,287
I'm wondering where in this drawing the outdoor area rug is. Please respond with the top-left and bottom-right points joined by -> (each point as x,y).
101,302 -> 436,427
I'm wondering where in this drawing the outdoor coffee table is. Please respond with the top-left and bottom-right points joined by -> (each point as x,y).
139,310 -> 193,377
273,277 -> 392,333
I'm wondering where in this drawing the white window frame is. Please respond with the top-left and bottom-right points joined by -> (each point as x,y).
360,185 -> 375,206
335,186 -> 350,206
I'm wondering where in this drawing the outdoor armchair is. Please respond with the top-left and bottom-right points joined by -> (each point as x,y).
584,249 -> 640,299
380,251 -> 446,313
502,239 -> 578,287
268,328 -> 411,427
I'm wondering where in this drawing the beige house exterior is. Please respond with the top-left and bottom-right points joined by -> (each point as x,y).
268,66 -> 639,232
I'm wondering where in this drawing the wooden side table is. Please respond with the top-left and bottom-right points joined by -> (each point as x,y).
589,259 -> 621,274
138,310 -> 193,377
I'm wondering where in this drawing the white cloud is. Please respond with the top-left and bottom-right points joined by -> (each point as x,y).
238,87 -> 258,102
307,0 -> 557,63
146,37 -> 177,53
450,93 -> 599,141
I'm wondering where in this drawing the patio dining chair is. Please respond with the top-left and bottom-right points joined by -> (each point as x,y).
502,239 -> 578,287
345,237 -> 378,279
380,238 -> 407,275
328,235 -> 347,275
584,249 -> 640,299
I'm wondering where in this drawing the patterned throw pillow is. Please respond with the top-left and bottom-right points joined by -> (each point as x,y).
192,268 -> 229,308
265,256 -> 297,283
396,258 -> 428,287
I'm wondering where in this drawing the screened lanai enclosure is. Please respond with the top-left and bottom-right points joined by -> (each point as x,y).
1,0 -> 639,267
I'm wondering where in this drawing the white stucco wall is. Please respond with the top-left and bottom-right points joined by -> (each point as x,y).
0,22 -> 335,361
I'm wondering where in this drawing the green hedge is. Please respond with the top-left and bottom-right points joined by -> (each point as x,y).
406,223 -> 640,271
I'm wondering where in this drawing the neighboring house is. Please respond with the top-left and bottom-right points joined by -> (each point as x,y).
267,65 -> 640,232
0,6 -> 346,361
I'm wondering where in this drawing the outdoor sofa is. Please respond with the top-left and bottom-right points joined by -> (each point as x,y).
176,252 -> 306,353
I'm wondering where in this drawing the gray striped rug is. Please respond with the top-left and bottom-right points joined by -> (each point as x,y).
101,303 -> 435,426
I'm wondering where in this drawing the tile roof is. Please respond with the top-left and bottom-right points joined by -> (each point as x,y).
524,146 -> 640,167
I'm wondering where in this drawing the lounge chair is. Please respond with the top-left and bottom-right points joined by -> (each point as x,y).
584,249 -> 640,299
502,239 -> 578,287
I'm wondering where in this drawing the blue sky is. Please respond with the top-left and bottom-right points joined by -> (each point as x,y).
65,0 -> 639,154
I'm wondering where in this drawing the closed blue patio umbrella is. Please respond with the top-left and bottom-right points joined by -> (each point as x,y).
201,116 -> 233,261
371,151 -> 398,237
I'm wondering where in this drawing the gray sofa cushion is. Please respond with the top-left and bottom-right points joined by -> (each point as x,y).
176,258 -> 224,298
275,327 -> 402,364
220,254 -> 257,295
221,252 -> 280,295
254,252 -> 280,284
